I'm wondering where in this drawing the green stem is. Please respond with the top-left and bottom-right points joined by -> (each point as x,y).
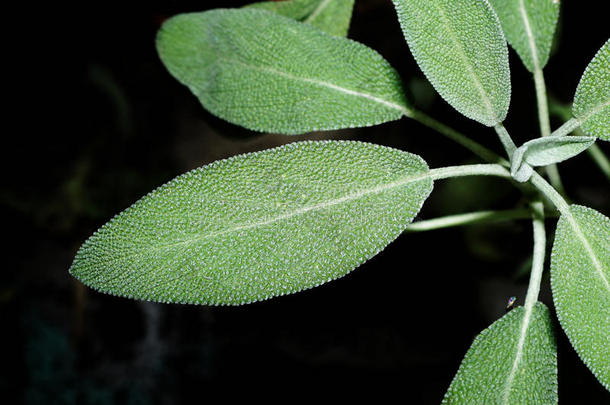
544,162 -> 564,197
533,69 -> 566,196
534,69 -> 551,138
524,201 -> 546,309
410,109 -> 508,166
587,143 -> 610,181
550,117 -> 580,137
405,208 -> 557,232
529,171 -> 570,214
494,123 -> 517,157
547,98 -> 610,181
428,163 -> 510,181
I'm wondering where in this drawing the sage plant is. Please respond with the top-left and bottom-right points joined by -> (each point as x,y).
69,1 -> 609,402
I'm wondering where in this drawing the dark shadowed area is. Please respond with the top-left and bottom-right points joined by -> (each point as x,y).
3,1 -> 609,403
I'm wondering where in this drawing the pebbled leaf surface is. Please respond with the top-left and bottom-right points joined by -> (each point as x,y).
157,9 -> 409,135
392,0 -> 511,126
489,0 -> 559,72
246,0 -> 355,37
510,135 -> 596,181
551,205 -> 610,389
69,141 -> 433,305
443,303 -> 557,404
573,39 -> 610,140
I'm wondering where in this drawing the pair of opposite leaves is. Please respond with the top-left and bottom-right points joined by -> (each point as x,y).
70,0 -> 610,400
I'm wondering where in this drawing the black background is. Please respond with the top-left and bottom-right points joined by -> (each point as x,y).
3,1 -> 609,403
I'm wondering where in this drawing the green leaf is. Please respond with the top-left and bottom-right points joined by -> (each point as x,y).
246,0 -> 355,37
443,303 -> 557,404
69,141 -> 433,305
510,136 -> 596,181
156,9 -> 410,135
573,39 -> 610,140
511,161 -> 534,183
551,205 -> 610,389
391,0 -> 511,126
489,0 -> 560,72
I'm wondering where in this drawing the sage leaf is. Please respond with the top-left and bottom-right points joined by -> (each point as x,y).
69,141 -> 433,305
246,0 -> 355,37
392,0 -> 511,126
489,0 -> 559,72
510,136 -> 596,181
573,39 -> 610,140
157,9 -> 410,135
551,205 -> 610,389
443,303 -> 557,404
442,302 -> 557,404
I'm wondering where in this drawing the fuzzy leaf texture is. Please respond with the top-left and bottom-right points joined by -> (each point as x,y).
442,303 -> 557,404
510,135 -> 596,181
551,205 -> 610,390
391,0 -> 511,126
488,0 -> 559,72
156,9 -> 410,135
69,141 -> 434,305
246,0 -> 355,37
573,39 -> 610,140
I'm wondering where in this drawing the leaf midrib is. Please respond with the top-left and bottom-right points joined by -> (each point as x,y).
208,56 -> 410,116
502,307 -> 533,404
566,213 -> 610,291
519,0 -> 540,71
433,0 -> 497,123
94,170 -> 432,264
304,0 -> 332,23
576,98 -> 610,125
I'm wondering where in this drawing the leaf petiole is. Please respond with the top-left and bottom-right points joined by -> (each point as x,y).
548,99 -> 610,181
524,201 -> 546,309
409,109 -> 508,166
587,143 -> 610,181
550,117 -> 581,138
533,68 -> 566,197
529,171 -> 570,215
494,122 -> 517,157
405,208 -> 557,232
428,163 -> 510,181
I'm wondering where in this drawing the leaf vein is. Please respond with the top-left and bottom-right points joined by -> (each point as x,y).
433,0 -> 497,122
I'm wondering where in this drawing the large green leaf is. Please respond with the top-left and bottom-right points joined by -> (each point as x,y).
573,39 -> 610,140
157,9 -> 410,135
489,0 -> 559,72
443,303 -> 557,404
69,141 -> 433,305
246,0 -> 355,37
551,205 -> 610,389
391,0 -> 511,126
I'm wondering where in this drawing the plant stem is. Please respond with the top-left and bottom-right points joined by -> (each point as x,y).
510,201 -> 546,395
544,162 -> 564,198
494,123 -> 517,157
547,98 -> 610,181
533,69 -> 566,196
428,163 -> 511,181
405,208 -> 556,232
524,201 -> 546,309
529,171 -> 570,214
587,143 -> 610,181
410,109 -> 508,166
534,69 -> 551,138
550,117 -> 580,137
